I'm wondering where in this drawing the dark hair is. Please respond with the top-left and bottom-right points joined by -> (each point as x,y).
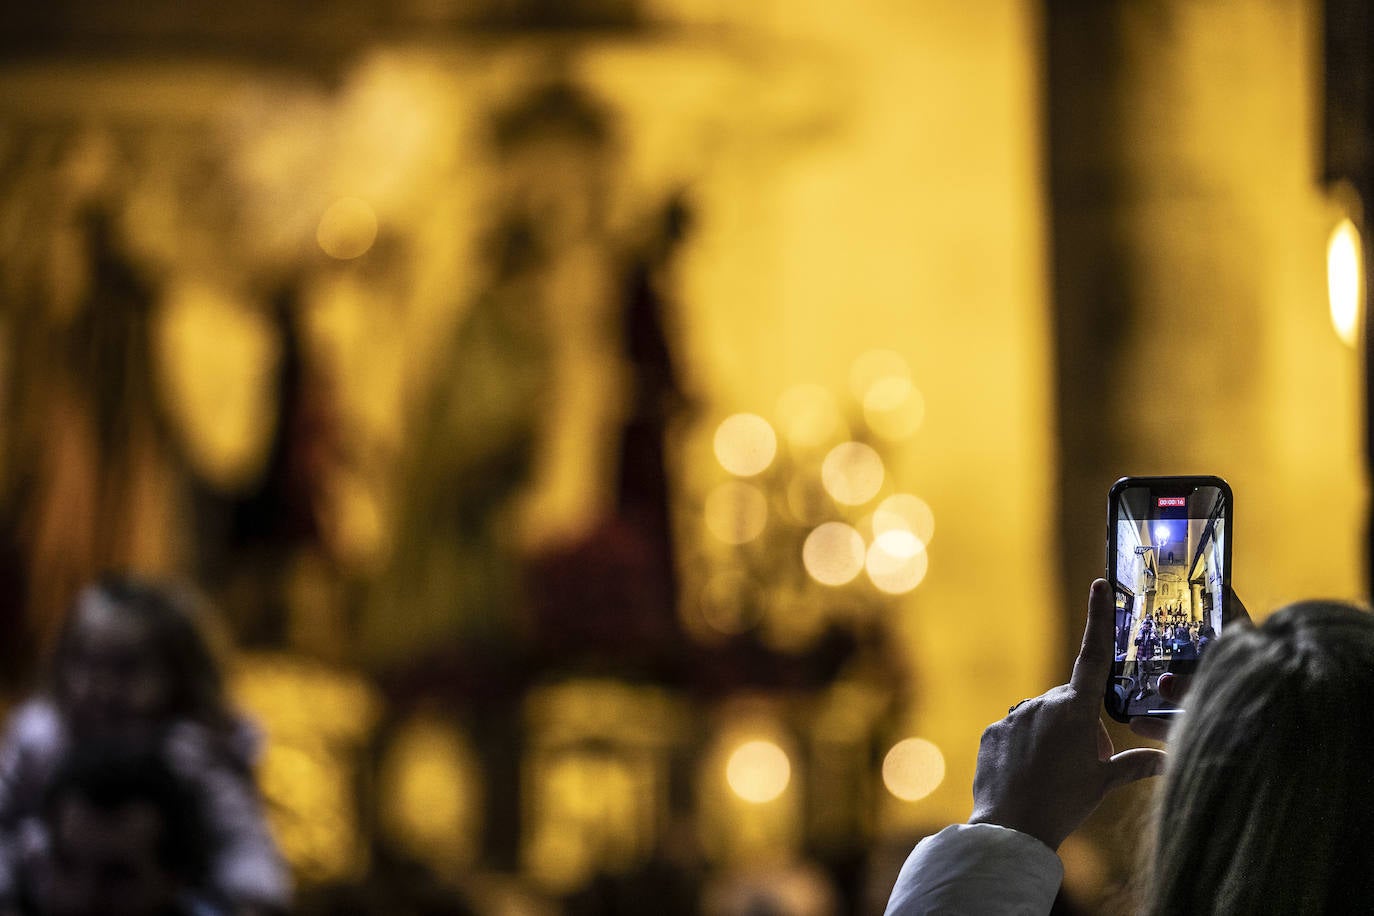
1147,601 -> 1374,914
43,740 -> 212,885
51,572 -> 236,736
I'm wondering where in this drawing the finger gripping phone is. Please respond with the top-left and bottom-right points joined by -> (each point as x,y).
1104,476 -> 1232,722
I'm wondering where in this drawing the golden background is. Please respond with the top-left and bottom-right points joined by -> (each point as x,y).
0,0 -> 1364,912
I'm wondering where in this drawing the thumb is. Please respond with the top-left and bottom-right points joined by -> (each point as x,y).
1103,747 -> 1167,792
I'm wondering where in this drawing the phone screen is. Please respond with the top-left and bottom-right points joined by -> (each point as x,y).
1105,477 -> 1231,721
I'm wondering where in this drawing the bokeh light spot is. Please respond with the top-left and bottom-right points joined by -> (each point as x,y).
714,413 -> 778,477
704,481 -> 768,545
882,738 -> 945,802
725,740 -> 791,803
776,384 -> 843,450
155,280 -> 278,490
803,522 -> 866,586
317,197 -> 378,260
821,442 -> 885,506
866,537 -> 929,594
874,528 -> 923,559
380,717 -> 480,869
873,494 -> 935,545
863,378 -> 926,441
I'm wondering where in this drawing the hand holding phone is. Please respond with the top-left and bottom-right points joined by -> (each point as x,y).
968,580 -> 1166,848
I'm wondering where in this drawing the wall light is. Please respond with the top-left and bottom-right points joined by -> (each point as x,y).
1328,217 -> 1363,349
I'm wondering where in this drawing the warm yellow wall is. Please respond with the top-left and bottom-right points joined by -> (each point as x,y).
661,0 -> 1058,829
1090,0 -> 1364,612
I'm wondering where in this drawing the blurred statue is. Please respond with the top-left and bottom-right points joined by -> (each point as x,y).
526,191 -> 695,666
0,147 -> 184,670
364,215 -> 553,662
362,77 -> 621,664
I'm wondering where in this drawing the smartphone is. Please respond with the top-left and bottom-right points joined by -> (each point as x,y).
1103,476 -> 1232,722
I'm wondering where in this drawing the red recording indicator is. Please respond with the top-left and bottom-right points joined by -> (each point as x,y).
1157,497 -> 1187,507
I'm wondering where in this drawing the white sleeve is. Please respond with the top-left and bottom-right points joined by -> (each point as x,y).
884,823 -> 1064,916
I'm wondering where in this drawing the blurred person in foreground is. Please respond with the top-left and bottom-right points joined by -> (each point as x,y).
885,579 -> 1374,914
0,574 -> 289,915
26,742 -> 217,916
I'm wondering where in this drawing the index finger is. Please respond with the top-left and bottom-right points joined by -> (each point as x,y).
1069,578 -> 1115,701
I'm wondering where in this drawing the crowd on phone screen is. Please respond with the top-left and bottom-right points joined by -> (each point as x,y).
1115,612 -> 1215,664
0,574 -> 290,916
